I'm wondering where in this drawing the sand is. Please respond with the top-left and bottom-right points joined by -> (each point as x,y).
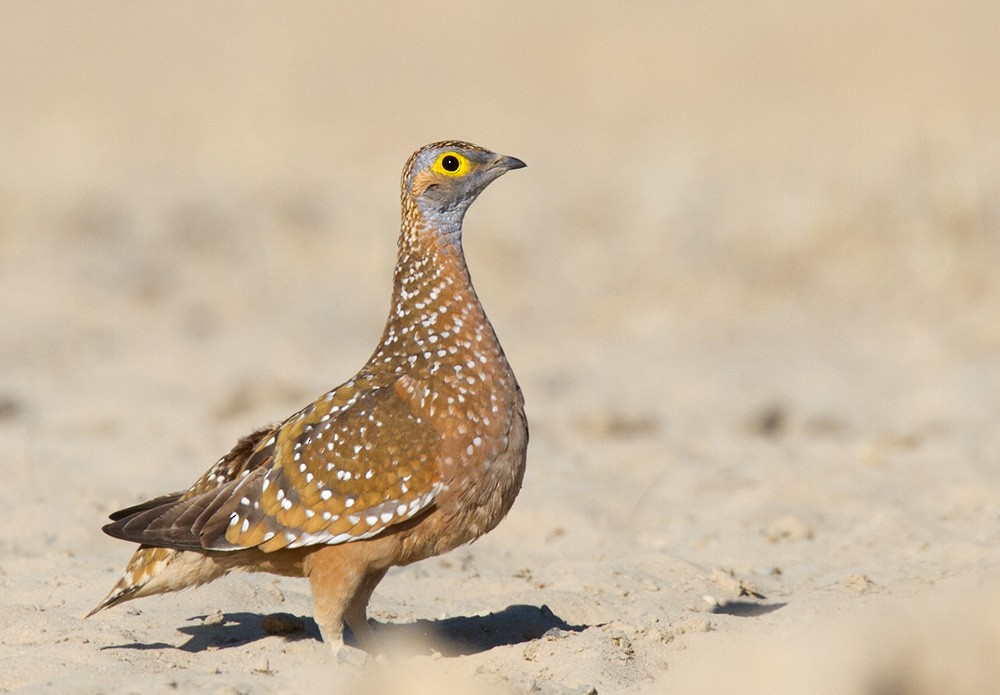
2,2 -> 999,693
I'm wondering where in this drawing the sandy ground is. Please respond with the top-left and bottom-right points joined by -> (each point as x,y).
2,2 -> 1000,693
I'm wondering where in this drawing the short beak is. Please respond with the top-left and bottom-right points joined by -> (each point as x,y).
492,154 -> 527,172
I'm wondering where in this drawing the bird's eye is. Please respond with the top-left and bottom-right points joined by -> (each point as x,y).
432,152 -> 470,177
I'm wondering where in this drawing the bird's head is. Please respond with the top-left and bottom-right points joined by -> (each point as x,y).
402,141 -> 526,232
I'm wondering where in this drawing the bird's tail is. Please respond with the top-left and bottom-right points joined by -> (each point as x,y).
86,545 -> 227,618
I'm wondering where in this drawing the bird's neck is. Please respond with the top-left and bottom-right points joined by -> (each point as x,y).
369,210 -> 504,379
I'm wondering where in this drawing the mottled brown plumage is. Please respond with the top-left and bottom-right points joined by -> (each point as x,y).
90,142 -> 528,653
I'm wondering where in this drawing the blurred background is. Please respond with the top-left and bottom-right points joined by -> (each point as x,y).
1,2 -> 999,690
3,0 -> 999,577
2,2 -> 997,426
3,0 -> 1000,568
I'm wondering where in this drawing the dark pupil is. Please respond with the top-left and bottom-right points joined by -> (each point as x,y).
442,155 -> 460,172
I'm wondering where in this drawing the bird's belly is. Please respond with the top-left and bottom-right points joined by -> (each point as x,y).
393,404 -> 528,565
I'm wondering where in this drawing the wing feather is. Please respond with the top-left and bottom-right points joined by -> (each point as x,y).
101,377 -> 445,554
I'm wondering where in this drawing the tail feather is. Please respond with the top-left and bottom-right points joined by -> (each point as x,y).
107,492 -> 184,522
86,545 -> 228,618
90,426 -> 279,617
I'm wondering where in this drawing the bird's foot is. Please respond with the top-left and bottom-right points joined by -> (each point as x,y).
330,637 -> 370,666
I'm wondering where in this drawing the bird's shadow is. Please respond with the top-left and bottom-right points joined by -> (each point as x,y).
375,604 -> 587,657
710,600 -> 787,617
103,604 -> 587,656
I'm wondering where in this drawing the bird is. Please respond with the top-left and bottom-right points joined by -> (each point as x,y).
88,141 -> 529,655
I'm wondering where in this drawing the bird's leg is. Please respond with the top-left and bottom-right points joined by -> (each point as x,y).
343,568 -> 388,652
304,547 -> 370,661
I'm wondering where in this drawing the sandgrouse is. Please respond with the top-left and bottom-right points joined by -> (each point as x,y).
89,141 -> 529,653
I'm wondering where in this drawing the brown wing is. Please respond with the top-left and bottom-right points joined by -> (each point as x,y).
102,426 -> 277,548
107,492 -> 184,522
205,376 -> 444,552
104,377 -> 444,554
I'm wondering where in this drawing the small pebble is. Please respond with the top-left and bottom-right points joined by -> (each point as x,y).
202,609 -> 225,626
765,515 -> 814,543
261,613 -> 305,635
844,574 -> 879,594
676,616 -> 713,634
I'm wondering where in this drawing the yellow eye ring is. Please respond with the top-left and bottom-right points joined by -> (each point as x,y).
432,152 -> 471,177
